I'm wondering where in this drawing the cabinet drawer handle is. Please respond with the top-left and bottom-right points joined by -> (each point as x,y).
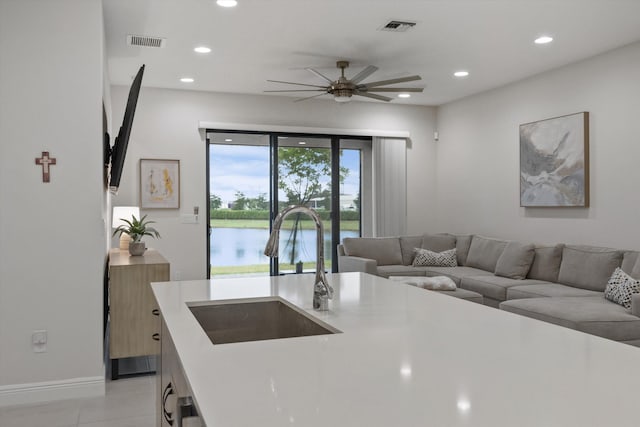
152,333 -> 160,341
163,381 -> 175,426
152,309 -> 160,316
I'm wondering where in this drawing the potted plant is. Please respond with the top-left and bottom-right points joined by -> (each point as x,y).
113,214 -> 161,256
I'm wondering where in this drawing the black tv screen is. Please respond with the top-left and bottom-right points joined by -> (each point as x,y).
109,64 -> 145,194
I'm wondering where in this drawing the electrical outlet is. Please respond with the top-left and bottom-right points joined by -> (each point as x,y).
32,330 -> 47,353
175,270 -> 181,280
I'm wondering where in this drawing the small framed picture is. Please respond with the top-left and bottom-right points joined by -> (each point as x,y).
140,159 -> 180,209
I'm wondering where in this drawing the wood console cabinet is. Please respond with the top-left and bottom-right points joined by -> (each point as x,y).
108,248 -> 170,379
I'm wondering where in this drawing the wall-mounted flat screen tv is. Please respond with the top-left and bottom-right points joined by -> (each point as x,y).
107,64 -> 145,194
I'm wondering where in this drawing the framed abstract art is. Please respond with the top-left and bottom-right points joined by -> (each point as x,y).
520,112 -> 589,207
140,159 -> 180,209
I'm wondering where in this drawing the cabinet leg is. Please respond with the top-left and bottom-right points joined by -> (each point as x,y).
111,359 -> 119,380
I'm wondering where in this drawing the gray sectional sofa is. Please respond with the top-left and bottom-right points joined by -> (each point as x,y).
337,234 -> 640,347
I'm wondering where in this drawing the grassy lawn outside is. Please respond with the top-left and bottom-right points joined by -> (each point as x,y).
211,261 -> 332,276
210,218 -> 360,231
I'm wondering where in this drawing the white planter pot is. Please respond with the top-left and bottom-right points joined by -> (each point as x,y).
129,241 -> 146,256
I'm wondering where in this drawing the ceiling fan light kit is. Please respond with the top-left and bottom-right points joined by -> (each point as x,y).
266,60 -> 424,103
334,94 -> 352,103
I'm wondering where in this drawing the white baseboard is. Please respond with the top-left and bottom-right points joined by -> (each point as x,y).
0,376 -> 105,407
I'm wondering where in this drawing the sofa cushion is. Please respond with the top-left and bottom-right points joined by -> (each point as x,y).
506,283 -> 601,300
495,241 -> 535,279
376,265 -> 429,278
446,234 -> 473,266
621,251 -> 640,277
342,237 -> 403,266
461,276 -> 548,302
604,267 -> 640,309
423,266 -> 492,285
633,294 -> 640,317
413,248 -> 457,267
527,244 -> 564,282
500,296 -> 640,342
436,288 -> 484,304
399,235 -> 423,266
422,233 -> 457,252
632,256 -> 640,279
465,236 -> 508,272
557,245 -> 622,292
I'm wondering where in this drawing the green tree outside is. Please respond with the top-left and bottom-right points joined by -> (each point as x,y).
277,147 -> 348,264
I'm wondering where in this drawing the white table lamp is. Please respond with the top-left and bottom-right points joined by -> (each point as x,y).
112,206 -> 140,250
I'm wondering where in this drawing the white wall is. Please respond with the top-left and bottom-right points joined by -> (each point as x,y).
0,0 -> 106,403
436,41 -> 640,248
110,87 -> 437,279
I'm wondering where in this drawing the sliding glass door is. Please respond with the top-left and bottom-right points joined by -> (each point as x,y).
340,140 -> 365,241
208,133 -> 271,277
276,136 -> 333,274
207,131 -> 370,278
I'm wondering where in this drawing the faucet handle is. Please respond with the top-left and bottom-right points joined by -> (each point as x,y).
313,292 -> 330,311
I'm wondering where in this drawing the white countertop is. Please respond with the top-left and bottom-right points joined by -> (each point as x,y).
152,273 -> 640,427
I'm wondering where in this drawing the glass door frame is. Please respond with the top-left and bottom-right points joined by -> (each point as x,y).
206,129 -> 371,278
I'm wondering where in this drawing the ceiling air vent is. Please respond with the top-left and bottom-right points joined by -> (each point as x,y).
127,34 -> 166,48
379,20 -> 417,32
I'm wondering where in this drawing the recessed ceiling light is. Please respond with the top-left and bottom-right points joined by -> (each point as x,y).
453,70 -> 469,78
298,141 -> 307,145
225,138 -> 233,142
534,36 -> 553,44
398,93 -> 411,98
180,77 -> 194,83
194,46 -> 211,53
216,0 -> 237,7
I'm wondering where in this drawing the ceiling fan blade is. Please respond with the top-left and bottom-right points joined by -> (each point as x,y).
350,65 -> 378,84
267,79 -> 328,88
365,87 -> 424,93
358,75 -> 422,88
264,89 -> 327,93
354,91 -> 393,102
294,93 -> 329,103
305,67 -> 334,83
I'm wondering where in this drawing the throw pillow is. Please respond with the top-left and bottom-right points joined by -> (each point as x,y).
388,276 -> 457,291
412,248 -> 457,267
465,235 -> 508,272
527,244 -> 564,282
605,267 -> 640,309
419,276 -> 457,291
494,241 -> 535,280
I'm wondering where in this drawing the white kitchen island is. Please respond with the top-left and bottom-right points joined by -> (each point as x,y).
152,272 -> 640,427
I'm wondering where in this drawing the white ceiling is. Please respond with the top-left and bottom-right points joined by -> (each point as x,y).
104,0 -> 640,106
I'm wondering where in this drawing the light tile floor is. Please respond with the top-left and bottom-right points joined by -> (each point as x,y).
0,375 -> 156,427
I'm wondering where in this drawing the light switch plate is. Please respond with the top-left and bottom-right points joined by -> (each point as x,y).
180,214 -> 198,224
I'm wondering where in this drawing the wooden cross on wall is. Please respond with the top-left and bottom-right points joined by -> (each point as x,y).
35,151 -> 57,183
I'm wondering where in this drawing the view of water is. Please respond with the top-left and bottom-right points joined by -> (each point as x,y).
211,228 -> 359,266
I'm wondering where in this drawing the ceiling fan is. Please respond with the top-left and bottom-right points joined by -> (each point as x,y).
265,60 -> 424,103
